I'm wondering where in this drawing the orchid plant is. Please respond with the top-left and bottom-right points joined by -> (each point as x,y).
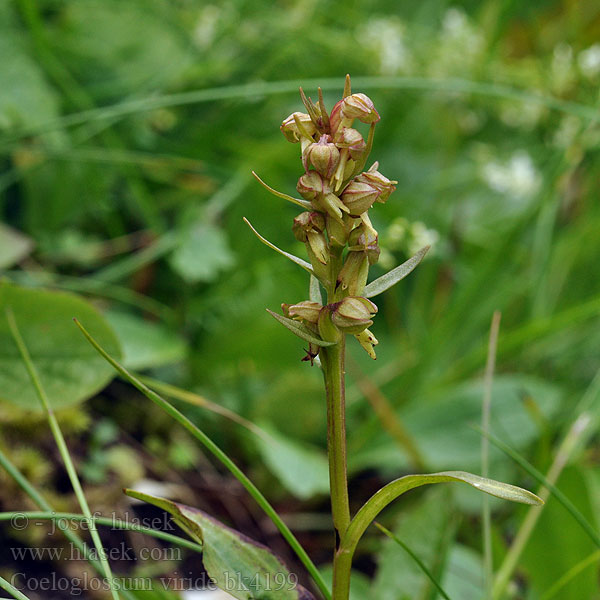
78,76 -> 543,600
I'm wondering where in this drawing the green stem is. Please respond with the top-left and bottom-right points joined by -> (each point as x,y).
321,335 -> 352,600
321,338 -> 351,538
6,310 -> 120,600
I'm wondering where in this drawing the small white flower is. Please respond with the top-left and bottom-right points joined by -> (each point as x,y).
482,151 -> 540,199
578,44 -> 600,79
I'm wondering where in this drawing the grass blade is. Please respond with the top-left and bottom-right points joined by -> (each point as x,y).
75,319 -> 331,600
374,522 -> 452,600
481,311 -> 501,599
0,447 -> 137,600
5,309 -> 120,600
0,512 -> 203,553
0,575 -> 31,600
540,550 -> 600,600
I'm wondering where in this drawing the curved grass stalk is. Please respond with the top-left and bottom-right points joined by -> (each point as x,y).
136,374 -> 274,443
6,310 -> 120,600
0,512 -> 203,553
0,448 -> 132,600
0,576 -> 31,600
2,76 -> 599,146
540,550 -> 600,600
373,522 -> 452,600
75,319 -> 331,600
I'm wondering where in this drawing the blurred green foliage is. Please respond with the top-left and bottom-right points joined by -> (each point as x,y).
1,0 -> 600,597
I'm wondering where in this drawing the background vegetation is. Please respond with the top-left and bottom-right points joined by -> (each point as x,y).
1,0 -> 599,598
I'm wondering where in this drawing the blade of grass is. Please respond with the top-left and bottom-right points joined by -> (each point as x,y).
75,319 -> 331,600
5,309 -> 120,600
0,446 -> 146,600
136,374 -> 275,443
0,576 -> 31,600
481,311 -> 501,599
0,512 -> 202,553
2,76 -> 599,146
482,420 -> 600,600
373,522 -> 452,600
540,550 -> 600,600
0,449 -> 184,600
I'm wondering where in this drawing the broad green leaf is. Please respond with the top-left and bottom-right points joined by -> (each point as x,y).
104,310 -> 187,370
0,283 -> 120,411
255,423 -> 329,499
266,310 -> 336,347
170,222 -> 235,283
124,489 -> 314,600
372,487 -> 453,600
244,218 -> 314,274
342,470 -> 542,561
363,246 -> 429,298
0,224 -> 33,269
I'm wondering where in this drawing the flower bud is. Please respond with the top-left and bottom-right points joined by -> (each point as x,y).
304,134 -> 340,178
354,328 -> 379,359
330,94 -> 380,137
285,300 -> 323,324
281,112 -> 317,143
336,251 -> 369,296
341,93 -> 380,123
330,296 -> 377,334
340,179 -> 381,216
336,128 -> 366,160
292,211 -> 325,242
358,162 -> 397,203
297,171 -> 329,201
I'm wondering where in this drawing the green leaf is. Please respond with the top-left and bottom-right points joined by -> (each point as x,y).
0,283 -> 120,411
104,310 -> 187,370
124,489 -> 314,600
0,224 -> 33,269
255,423 -> 330,499
363,246 -> 429,298
267,310 -> 336,347
341,470 -> 542,562
170,222 -> 235,283
244,218 -> 314,275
